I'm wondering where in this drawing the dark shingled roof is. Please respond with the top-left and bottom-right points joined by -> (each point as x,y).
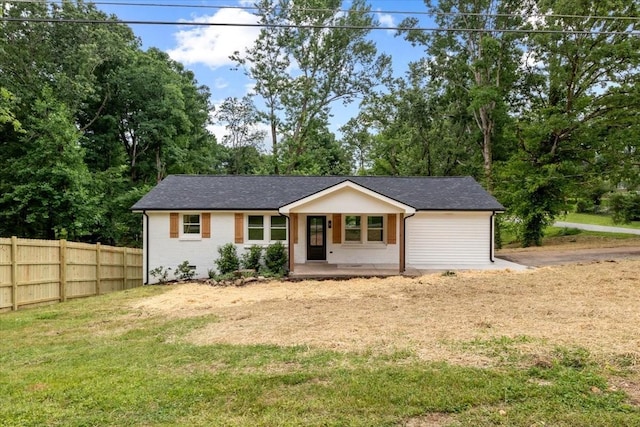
131,175 -> 504,211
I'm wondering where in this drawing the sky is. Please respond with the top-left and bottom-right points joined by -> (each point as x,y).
96,0 -> 433,142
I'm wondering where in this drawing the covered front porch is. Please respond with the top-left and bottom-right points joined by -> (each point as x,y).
278,180 -> 416,275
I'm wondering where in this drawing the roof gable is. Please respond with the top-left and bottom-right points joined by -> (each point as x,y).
279,180 -> 415,214
131,175 -> 504,212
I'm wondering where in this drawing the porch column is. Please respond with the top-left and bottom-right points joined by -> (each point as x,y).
288,214 -> 297,273
399,215 -> 406,273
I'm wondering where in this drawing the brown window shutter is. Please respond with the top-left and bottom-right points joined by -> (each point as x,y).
291,213 -> 298,244
170,213 -> 179,238
234,213 -> 244,243
202,213 -> 211,238
332,213 -> 341,244
387,214 -> 397,244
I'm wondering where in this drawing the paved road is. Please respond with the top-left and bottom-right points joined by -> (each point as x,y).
554,221 -> 640,235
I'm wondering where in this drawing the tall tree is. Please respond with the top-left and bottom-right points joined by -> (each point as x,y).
214,96 -> 266,174
233,0 -> 391,174
400,0 -> 523,190
500,0 -> 640,246
0,89 -> 96,240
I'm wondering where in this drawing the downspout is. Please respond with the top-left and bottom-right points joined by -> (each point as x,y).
402,212 -> 416,273
279,212 -> 292,273
490,212 -> 495,262
143,210 -> 150,284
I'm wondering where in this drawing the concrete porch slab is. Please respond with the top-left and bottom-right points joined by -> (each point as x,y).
289,258 -> 528,279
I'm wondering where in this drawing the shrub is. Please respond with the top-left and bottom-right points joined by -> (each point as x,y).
241,245 -> 263,271
149,266 -> 171,284
264,241 -> 288,275
609,192 -> 640,224
215,243 -> 240,275
174,260 -> 195,281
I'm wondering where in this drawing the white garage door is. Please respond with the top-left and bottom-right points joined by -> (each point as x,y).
406,212 -> 492,267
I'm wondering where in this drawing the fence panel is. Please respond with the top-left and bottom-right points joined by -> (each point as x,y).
0,237 -> 142,312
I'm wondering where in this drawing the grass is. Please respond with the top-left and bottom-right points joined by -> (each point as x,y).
1,286 -> 639,426
562,212 -> 640,230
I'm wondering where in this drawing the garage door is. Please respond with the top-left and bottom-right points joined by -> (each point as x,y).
406,212 -> 491,266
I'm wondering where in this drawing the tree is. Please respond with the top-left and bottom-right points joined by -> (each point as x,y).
233,0 -> 391,174
501,0 -> 640,246
400,0 -> 523,191
214,96 -> 266,174
0,89 -> 97,240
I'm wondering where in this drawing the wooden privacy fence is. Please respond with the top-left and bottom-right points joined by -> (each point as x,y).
0,237 -> 143,312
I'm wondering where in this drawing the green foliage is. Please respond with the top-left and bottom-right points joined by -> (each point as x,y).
149,266 -> 171,284
233,0 -> 390,175
263,241 -> 288,275
215,243 -> 240,275
174,261 -> 196,281
609,193 -> 640,224
241,245 -> 263,271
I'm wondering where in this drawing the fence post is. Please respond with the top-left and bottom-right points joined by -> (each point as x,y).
123,247 -> 128,289
60,239 -> 67,302
96,243 -> 102,296
11,236 -> 18,311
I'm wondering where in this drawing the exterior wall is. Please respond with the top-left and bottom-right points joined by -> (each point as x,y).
406,211 -> 493,267
291,187 -> 406,214
147,211 -> 234,283
293,213 -> 400,265
146,211 -> 285,283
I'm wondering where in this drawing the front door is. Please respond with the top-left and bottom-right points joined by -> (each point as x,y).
307,216 -> 326,261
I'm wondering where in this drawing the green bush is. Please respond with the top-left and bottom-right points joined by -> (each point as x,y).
215,243 -> 240,275
264,241 -> 288,275
174,261 -> 195,281
609,192 -> 640,224
241,245 -> 263,271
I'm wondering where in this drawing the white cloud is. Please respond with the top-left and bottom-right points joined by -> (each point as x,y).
214,78 -> 229,89
167,8 -> 260,69
376,11 -> 395,35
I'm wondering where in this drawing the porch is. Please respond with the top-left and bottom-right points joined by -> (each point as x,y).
289,263 -> 421,279
288,257 -> 529,279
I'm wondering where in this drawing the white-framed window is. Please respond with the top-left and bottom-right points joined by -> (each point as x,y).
345,215 -> 361,242
247,214 -> 288,242
270,216 -> 287,241
344,215 -> 385,243
182,214 -> 201,235
248,215 -> 264,240
367,216 -> 384,242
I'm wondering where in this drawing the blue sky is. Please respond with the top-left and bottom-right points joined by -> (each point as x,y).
97,0 -> 432,142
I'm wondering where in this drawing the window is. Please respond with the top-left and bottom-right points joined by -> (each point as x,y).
345,215 -> 361,242
367,216 -> 384,242
270,216 -> 287,241
183,214 -> 200,234
248,215 -> 264,240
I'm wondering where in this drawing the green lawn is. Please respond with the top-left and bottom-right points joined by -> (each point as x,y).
562,212 -> 640,230
1,287 -> 638,426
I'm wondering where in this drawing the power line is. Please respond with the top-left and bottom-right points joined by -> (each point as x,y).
1,16 -> 639,36
5,0 -> 640,23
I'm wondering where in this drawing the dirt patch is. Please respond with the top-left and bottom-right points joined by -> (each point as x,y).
131,259 -> 640,368
498,244 -> 640,267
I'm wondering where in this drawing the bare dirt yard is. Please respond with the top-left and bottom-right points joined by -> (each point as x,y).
132,254 -> 640,369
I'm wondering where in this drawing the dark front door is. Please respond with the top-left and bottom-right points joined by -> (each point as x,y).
307,216 -> 326,261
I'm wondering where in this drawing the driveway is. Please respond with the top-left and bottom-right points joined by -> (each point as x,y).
554,221 -> 640,235
498,246 -> 640,268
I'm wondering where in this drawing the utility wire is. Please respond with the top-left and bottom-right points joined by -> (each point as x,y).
5,0 -> 640,23
1,16 -> 639,35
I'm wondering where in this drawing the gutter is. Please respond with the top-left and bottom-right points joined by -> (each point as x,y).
490,211 -> 495,262
143,210 -> 150,284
